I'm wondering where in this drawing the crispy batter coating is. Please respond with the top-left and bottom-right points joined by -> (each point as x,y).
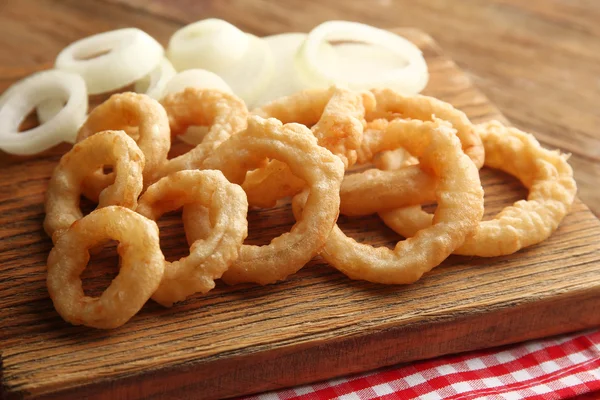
137,170 -> 248,307
242,86 -> 375,208
341,89 -> 484,216
44,130 -> 144,243
360,88 -> 484,169
380,121 -> 577,256
185,116 -> 344,285
77,92 -> 170,199
294,118 -> 484,284
159,88 -> 248,177
46,206 -> 165,329
340,166 -> 437,216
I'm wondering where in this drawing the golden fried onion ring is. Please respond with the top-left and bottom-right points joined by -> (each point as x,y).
44,130 -> 145,243
293,119 -> 484,284
340,166 -> 437,216
340,90 -> 484,217
338,118 -> 445,217
253,86 -> 375,166
361,88 -> 484,169
380,120 -> 577,257
242,86 -> 375,208
47,206 -> 165,329
159,88 -> 248,177
136,170 -> 248,307
77,92 -> 170,200
185,116 -> 344,285
372,147 -> 418,171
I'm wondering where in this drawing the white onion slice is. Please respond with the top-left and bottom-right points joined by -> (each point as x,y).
134,58 -> 176,99
39,57 -> 175,122
297,21 -> 428,94
253,33 -> 313,107
36,99 -> 64,125
166,19 -> 273,106
220,34 -> 273,107
167,19 -> 250,72
0,70 -> 87,155
162,69 -> 233,146
55,28 -> 164,95
162,69 -> 233,98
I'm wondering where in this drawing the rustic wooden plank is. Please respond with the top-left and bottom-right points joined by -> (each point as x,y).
0,7 -> 599,400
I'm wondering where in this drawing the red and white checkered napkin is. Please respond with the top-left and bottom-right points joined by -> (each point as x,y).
247,329 -> 600,400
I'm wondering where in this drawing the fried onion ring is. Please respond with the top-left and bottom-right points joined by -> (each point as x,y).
340,90 -> 484,217
361,88 -> 484,168
380,120 -> 577,257
158,88 -> 248,177
185,116 -> 344,285
372,147 -> 418,171
47,206 -> 164,329
44,130 -> 144,243
339,119 -> 449,216
136,170 -> 248,307
340,166 -> 437,216
77,92 -> 170,201
293,118 -> 484,284
242,86 -> 375,208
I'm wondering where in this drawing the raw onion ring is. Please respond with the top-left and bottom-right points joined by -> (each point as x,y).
55,28 -> 163,95
47,206 -> 164,329
0,70 -> 87,155
166,19 -> 273,106
134,58 -> 177,99
297,21 -> 428,94
253,33 -> 316,106
162,69 -> 233,98
137,170 -> 248,307
167,19 -> 250,72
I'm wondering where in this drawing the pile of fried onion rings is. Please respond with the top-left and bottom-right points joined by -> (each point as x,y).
44,86 -> 577,329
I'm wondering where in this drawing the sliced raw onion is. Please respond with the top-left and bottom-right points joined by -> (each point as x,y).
37,99 -> 65,124
134,58 -> 176,99
220,34 -> 273,107
0,70 -> 87,155
162,69 -> 233,98
297,21 -> 428,94
166,19 -> 273,106
167,19 -> 250,72
162,69 -> 233,146
55,28 -> 164,95
253,33 -> 314,107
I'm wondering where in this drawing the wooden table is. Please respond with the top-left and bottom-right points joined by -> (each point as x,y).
0,0 -> 598,216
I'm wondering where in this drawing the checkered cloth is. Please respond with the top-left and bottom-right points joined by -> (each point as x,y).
247,329 -> 600,400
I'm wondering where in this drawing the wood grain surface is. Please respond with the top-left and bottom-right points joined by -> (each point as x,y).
1,18 -> 600,398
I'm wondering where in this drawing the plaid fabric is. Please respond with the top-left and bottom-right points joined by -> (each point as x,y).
247,329 -> 600,400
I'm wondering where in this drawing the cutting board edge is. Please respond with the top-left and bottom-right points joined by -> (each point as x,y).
6,286 -> 598,400
2,26 -> 600,400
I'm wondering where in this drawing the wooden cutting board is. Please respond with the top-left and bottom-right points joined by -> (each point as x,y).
1,28 -> 599,400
